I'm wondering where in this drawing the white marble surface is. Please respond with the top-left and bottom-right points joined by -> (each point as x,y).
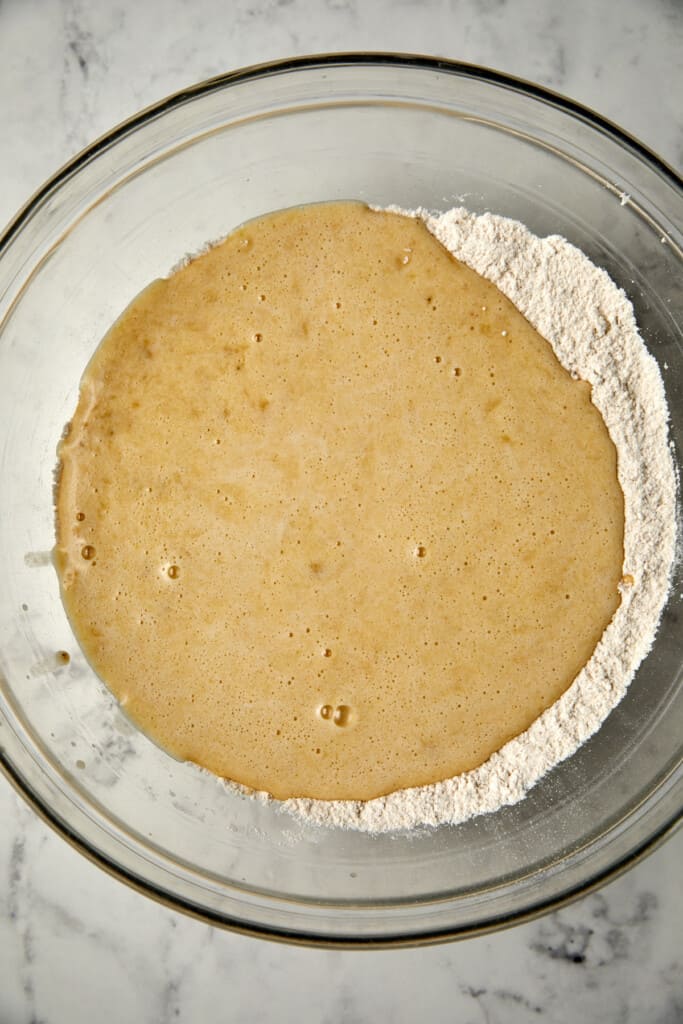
1,1 -> 682,1021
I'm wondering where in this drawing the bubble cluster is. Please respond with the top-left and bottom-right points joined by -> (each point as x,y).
319,703 -> 353,727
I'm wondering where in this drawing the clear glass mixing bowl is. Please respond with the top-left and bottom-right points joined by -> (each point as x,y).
0,55 -> 681,947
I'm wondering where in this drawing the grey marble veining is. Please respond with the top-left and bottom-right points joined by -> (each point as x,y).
1,1 -> 682,1022
2,769 -> 682,1023
2,0 -> 682,234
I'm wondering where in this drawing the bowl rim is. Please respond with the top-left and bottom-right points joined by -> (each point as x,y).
2,750 -> 680,948
1,51 -> 681,252
1,51 -> 681,947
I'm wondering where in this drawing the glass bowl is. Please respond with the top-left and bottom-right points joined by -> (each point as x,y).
0,55 -> 681,947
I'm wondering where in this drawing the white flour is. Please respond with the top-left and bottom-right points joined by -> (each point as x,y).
229,207 -> 678,832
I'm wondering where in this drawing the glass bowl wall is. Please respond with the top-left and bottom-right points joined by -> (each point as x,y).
0,55 -> 681,946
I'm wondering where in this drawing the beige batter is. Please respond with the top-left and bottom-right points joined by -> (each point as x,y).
55,202 -> 624,801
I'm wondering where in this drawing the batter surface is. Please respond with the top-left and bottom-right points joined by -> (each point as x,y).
55,202 -> 624,801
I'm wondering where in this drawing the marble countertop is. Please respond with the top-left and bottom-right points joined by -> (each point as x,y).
1,1 -> 681,1021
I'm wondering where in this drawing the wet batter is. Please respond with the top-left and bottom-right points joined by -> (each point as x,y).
54,202 -> 624,801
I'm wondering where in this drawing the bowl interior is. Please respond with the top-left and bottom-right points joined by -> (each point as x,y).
0,57 -> 681,944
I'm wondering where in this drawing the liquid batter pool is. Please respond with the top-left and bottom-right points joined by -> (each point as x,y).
54,202 -> 624,801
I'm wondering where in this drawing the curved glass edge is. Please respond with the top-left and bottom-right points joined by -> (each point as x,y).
1,51 -> 682,948
1,751 -> 680,948
1,53 -> 681,256
2,649 -> 681,911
